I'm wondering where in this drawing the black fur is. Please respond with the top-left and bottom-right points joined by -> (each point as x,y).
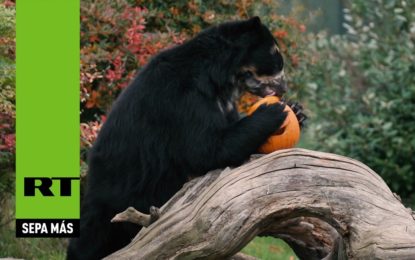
68,17 -> 287,260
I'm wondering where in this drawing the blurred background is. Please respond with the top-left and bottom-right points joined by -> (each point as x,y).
1,0 -> 414,259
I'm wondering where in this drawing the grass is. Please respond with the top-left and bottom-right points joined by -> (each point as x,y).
0,228 -> 67,260
0,175 -> 67,260
242,236 -> 298,260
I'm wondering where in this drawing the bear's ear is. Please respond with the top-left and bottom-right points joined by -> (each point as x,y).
248,16 -> 262,28
216,17 -> 263,46
235,17 -> 263,44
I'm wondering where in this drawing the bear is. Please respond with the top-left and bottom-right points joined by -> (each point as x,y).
68,17 -> 290,259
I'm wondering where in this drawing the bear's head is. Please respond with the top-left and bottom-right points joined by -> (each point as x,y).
217,17 -> 287,97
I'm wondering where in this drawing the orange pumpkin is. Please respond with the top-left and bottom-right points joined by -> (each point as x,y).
247,96 -> 300,153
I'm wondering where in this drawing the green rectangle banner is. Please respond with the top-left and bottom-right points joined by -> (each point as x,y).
16,0 -> 80,237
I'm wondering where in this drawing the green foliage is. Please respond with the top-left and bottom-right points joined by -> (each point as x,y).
300,0 -> 415,197
0,1 -> 15,172
0,229 -> 66,260
0,1 -> 14,38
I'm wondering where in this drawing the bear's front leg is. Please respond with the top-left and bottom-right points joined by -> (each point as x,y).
215,102 -> 288,167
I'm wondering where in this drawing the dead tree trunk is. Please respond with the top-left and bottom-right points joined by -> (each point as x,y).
106,149 -> 415,259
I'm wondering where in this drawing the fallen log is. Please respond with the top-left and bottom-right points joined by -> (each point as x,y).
105,148 -> 415,259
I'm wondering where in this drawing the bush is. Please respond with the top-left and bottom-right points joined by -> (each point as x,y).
80,0 -> 186,121
301,0 -> 415,197
0,0 -> 15,172
0,0 -> 15,231
80,0 -> 189,160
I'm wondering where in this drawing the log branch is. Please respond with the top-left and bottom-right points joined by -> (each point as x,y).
106,148 -> 415,259
111,206 -> 160,227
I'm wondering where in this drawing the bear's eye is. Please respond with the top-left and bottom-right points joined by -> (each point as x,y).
243,71 -> 254,79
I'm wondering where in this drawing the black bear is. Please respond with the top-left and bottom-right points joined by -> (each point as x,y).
68,17 -> 290,259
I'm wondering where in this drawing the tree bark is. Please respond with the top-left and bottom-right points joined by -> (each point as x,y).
105,148 -> 415,259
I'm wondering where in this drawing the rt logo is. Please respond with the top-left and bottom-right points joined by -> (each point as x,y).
24,177 -> 80,196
